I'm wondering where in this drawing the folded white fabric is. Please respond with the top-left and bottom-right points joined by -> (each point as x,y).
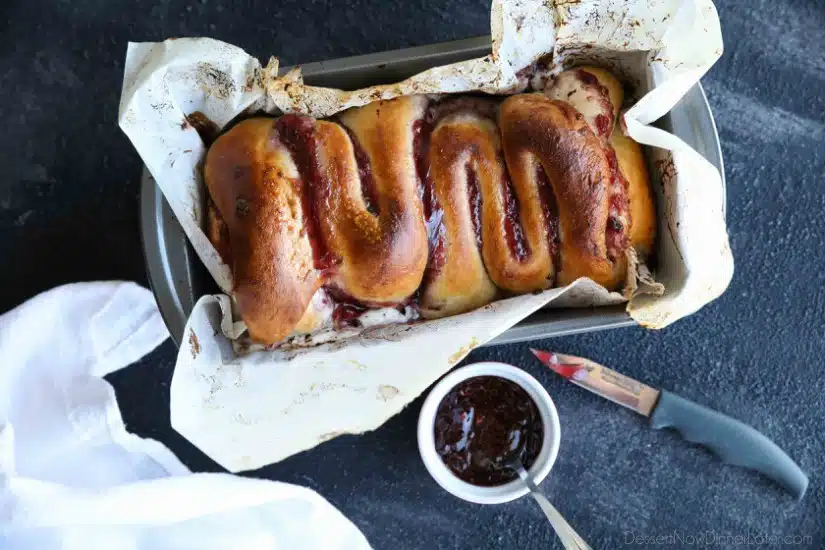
0,282 -> 370,550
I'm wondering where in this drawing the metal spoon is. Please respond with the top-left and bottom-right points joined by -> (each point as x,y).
507,457 -> 592,550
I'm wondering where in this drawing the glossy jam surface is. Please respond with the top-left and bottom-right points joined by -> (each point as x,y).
343,126 -> 379,215
535,164 -> 560,271
414,113 -> 445,285
434,376 -> 543,486
466,165 -> 483,248
274,115 -> 339,272
500,174 -> 530,262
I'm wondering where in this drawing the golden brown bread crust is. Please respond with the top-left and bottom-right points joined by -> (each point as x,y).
543,65 -> 657,290
331,97 -> 429,303
611,128 -> 657,257
418,112 -> 500,318
500,94 -> 617,289
206,196 -> 231,264
204,67 -> 656,343
204,118 -> 321,343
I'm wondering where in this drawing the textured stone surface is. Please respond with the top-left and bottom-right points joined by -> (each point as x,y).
1,0 -> 824,547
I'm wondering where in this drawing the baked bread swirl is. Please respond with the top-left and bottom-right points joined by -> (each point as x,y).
205,117 -> 325,343
418,104 -> 502,318
204,67 -> 656,344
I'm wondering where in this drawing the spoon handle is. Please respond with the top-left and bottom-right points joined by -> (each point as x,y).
519,472 -> 592,550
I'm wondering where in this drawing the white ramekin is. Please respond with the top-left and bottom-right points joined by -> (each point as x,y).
417,362 -> 561,504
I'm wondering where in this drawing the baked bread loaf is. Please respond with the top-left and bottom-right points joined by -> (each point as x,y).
204,67 -> 656,344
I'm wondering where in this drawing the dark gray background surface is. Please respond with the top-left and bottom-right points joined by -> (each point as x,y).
1,0 -> 824,548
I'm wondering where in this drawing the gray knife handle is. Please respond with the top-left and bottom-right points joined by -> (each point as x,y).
650,391 -> 808,500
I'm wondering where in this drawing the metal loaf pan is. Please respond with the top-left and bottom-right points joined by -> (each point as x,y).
140,36 -> 725,347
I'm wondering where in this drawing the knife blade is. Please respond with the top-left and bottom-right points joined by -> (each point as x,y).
530,349 -> 809,500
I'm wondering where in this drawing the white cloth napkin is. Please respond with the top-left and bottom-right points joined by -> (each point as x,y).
0,282 -> 371,550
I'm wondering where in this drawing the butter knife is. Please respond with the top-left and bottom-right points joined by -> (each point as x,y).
530,349 -> 808,500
